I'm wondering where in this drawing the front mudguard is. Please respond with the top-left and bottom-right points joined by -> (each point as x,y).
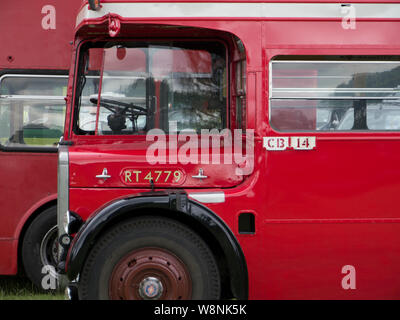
65,191 -> 248,299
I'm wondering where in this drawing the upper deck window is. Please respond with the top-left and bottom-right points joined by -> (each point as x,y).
75,41 -> 227,135
270,56 -> 400,131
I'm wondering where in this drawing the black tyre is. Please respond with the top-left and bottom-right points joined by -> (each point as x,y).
79,216 -> 221,300
21,206 -> 58,291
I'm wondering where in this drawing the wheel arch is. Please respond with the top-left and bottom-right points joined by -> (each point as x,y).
66,192 -> 248,299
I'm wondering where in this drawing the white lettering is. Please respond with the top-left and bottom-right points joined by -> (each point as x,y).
146,129 -> 166,164
341,5 -> 356,30
41,265 -> 58,290
154,304 -> 188,318
41,5 -> 56,30
263,137 -> 289,151
178,129 -> 198,165
341,265 -> 356,290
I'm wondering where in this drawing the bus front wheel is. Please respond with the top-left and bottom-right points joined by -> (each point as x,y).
78,216 -> 221,300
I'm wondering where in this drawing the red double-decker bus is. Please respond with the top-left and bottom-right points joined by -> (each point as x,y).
58,0 -> 400,299
0,0 -> 82,289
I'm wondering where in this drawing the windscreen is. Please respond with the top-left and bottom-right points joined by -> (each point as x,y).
75,41 -> 227,135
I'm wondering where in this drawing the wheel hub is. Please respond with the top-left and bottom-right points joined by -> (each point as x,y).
108,247 -> 192,300
40,225 -> 59,268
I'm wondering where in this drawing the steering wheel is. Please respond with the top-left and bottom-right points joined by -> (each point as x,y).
90,97 -> 149,133
90,97 -> 147,116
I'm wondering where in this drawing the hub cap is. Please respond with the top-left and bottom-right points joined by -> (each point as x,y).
109,248 -> 192,300
139,277 -> 163,300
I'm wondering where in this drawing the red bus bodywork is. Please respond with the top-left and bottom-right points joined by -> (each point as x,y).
61,0 -> 400,299
0,0 -> 82,279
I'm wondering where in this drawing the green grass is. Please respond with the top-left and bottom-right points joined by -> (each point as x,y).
0,276 -> 64,300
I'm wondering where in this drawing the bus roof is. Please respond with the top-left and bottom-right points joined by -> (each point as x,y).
76,0 -> 400,29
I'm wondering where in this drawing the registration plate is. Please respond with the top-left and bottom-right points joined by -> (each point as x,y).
120,168 -> 186,186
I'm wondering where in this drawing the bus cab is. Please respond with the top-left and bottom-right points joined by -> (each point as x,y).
59,0 -> 400,300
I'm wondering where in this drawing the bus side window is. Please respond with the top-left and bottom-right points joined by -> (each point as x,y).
270,56 -> 400,132
0,75 -> 68,148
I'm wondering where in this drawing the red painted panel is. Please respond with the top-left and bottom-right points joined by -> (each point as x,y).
0,0 -> 83,69
0,153 -> 58,239
0,0 -> 83,275
251,223 -> 400,299
264,20 -> 400,48
0,240 -> 17,275
68,141 -> 243,189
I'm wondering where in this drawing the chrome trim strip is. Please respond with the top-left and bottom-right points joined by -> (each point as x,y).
57,145 -> 70,238
77,2 -> 400,26
0,74 -> 68,82
273,88 -> 400,92
188,192 -> 225,204
271,61 -> 400,64
0,74 -> 68,100
271,97 -> 400,100
0,95 -> 66,100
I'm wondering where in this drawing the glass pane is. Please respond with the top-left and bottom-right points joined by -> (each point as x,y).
76,42 -> 227,135
271,98 -> 400,131
271,61 -> 400,99
241,61 -> 247,95
271,99 -> 355,131
0,76 -> 67,147
0,76 -> 67,96
0,103 -> 10,145
0,99 -> 65,147
236,96 -> 246,130
367,100 -> 400,130
235,60 -> 246,130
